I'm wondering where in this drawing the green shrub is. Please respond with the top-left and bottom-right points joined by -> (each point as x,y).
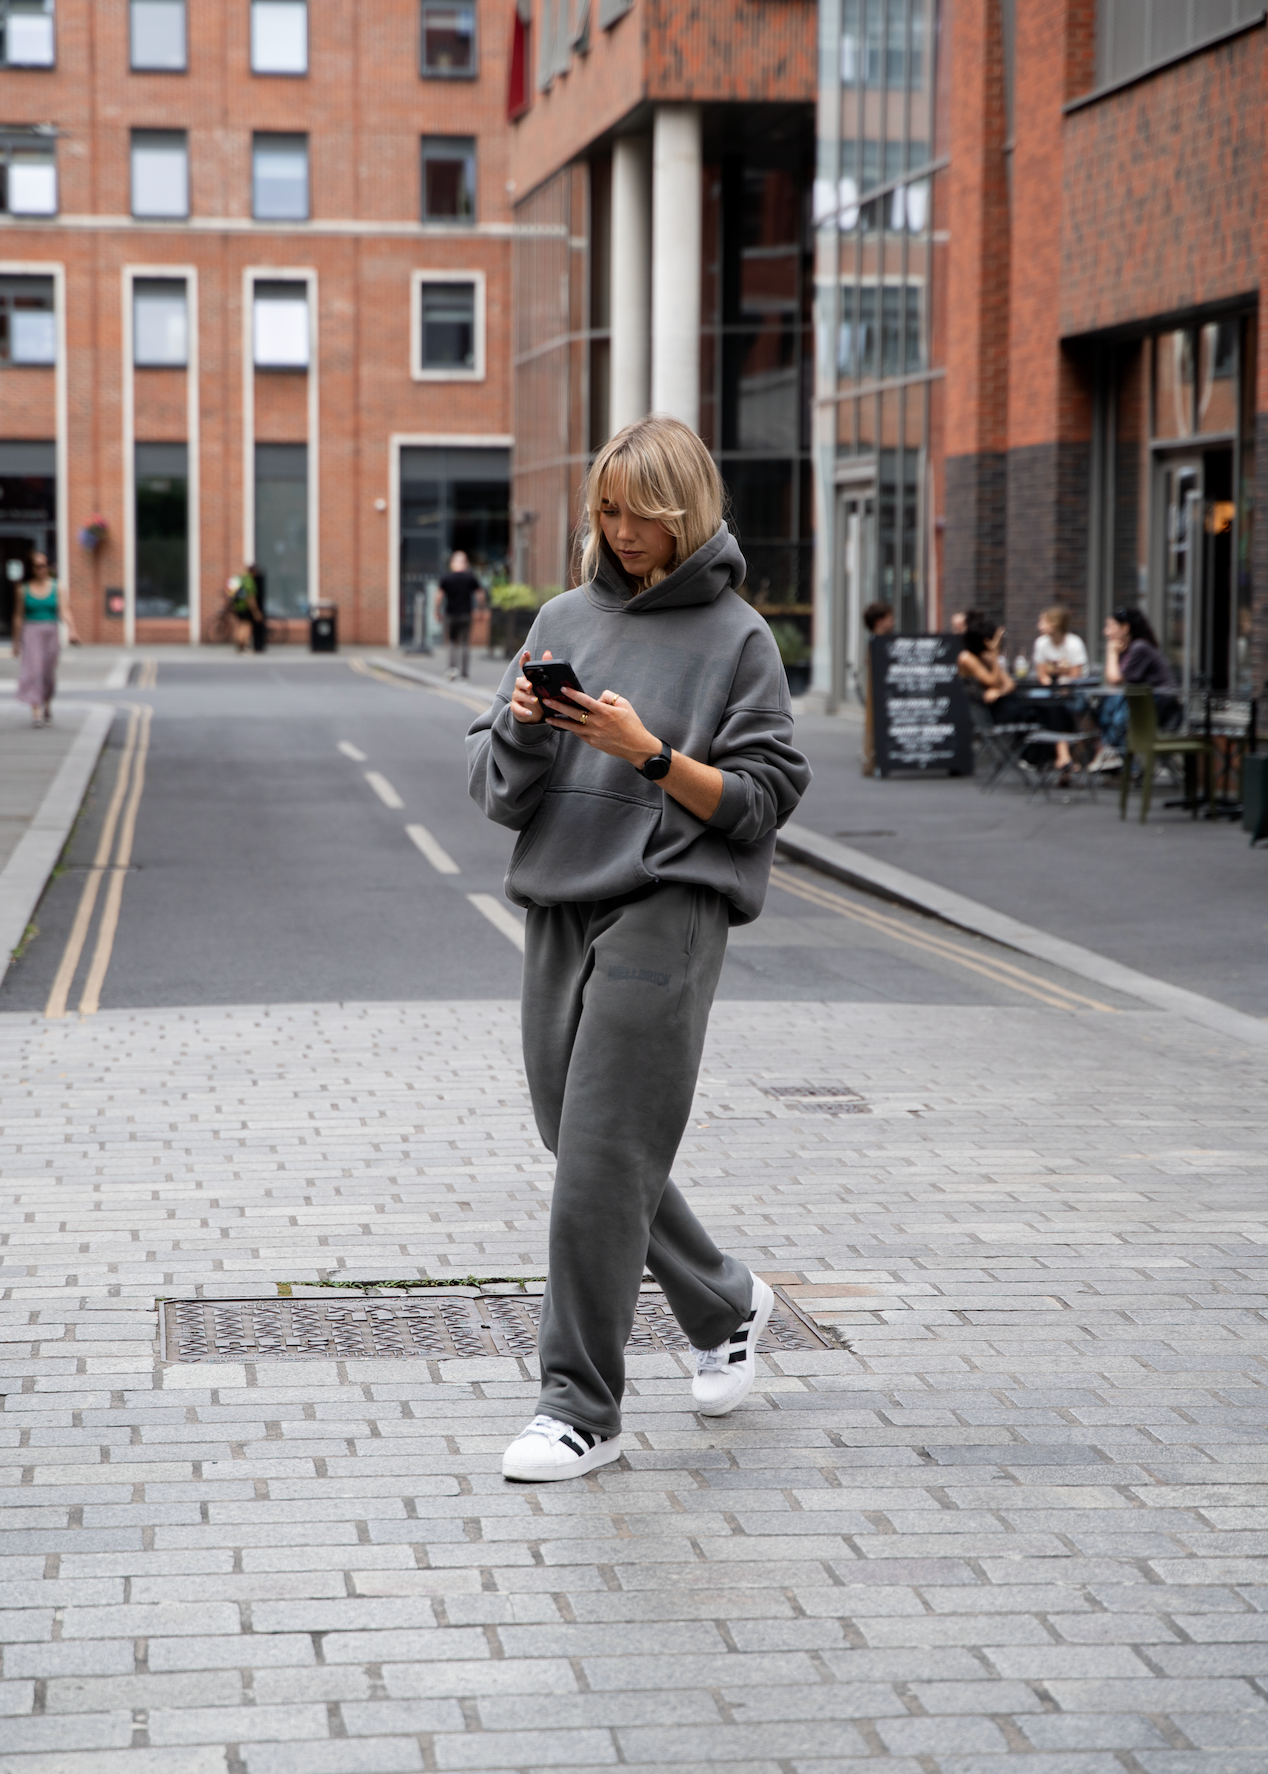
767,619 -> 811,667
490,582 -> 538,611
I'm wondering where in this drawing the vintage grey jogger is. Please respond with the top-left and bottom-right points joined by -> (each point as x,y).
467,501 -> 811,1459
522,882 -> 752,1436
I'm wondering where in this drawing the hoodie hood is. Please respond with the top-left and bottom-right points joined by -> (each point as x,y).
587,523 -> 747,614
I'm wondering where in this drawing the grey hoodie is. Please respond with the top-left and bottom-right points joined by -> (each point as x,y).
466,525 -> 811,925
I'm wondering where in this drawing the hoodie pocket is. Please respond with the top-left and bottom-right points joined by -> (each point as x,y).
509,787 -> 660,906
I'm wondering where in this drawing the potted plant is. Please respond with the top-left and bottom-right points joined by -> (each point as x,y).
767,619 -> 812,696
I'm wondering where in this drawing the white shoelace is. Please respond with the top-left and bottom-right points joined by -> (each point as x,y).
520,1413 -> 572,1441
690,1344 -> 726,1376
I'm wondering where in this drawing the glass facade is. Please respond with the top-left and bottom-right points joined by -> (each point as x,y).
815,0 -> 946,699
135,442 -> 188,620
1087,310 -> 1255,697
1096,0 -> 1264,90
254,443 -> 308,617
701,108 -> 815,627
511,114 -> 814,619
398,444 -> 509,642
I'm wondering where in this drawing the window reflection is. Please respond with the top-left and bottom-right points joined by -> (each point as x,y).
1197,319 -> 1237,435
1154,328 -> 1193,439
828,0 -> 940,631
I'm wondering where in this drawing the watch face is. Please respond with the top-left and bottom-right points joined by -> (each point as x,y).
644,749 -> 671,780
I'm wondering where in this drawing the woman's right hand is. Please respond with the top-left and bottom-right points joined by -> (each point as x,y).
510,648 -> 552,724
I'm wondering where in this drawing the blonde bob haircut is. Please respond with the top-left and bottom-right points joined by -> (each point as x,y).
1041,605 -> 1070,640
579,414 -> 725,588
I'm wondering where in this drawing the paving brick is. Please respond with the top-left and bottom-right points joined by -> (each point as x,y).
3,995 -> 1268,1773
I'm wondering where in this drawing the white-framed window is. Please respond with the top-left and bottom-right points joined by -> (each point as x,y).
251,0 -> 307,73
410,270 -> 484,381
131,130 -> 189,219
0,134 -> 57,214
253,133 -> 308,220
420,1 -> 475,75
134,278 -> 188,366
253,279 -> 309,368
2,0 -> 55,68
0,274 -> 55,364
130,0 -> 186,70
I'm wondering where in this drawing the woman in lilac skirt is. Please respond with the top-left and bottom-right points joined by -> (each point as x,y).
13,552 -> 77,726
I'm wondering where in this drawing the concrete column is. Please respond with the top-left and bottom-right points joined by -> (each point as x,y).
609,134 -> 651,435
651,103 -> 702,430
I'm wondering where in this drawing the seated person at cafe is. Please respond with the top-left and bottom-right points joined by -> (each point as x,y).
957,619 -> 1026,723
950,607 -> 984,636
863,601 -> 894,636
1090,607 -> 1179,771
1032,607 -> 1088,683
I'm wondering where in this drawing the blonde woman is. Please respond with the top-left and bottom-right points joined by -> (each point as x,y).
467,415 -> 811,1482
13,551 -> 77,726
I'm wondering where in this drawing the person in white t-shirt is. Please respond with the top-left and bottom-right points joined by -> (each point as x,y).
1031,607 -> 1088,775
1032,607 -> 1088,683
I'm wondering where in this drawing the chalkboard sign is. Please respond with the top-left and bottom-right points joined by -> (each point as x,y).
870,634 -> 974,777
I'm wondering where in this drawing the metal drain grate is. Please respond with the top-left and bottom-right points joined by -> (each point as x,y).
759,1084 -> 870,1115
160,1288 -> 832,1362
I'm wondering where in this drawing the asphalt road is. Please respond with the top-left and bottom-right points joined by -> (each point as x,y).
0,653 -> 1138,1016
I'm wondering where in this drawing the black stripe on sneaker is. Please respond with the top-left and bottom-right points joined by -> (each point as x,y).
560,1434 -> 587,1456
574,1428 -> 596,1448
728,1348 -> 747,1363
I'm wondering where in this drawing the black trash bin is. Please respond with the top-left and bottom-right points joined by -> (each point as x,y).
309,603 -> 337,653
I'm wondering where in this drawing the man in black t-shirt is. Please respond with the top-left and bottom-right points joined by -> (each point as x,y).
436,551 -> 482,679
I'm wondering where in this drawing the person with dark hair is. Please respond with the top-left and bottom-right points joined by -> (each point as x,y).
956,619 -> 1025,722
863,601 -> 894,636
1090,607 -> 1178,771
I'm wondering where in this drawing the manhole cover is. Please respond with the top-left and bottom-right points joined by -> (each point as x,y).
759,1083 -> 870,1115
160,1288 -> 832,1362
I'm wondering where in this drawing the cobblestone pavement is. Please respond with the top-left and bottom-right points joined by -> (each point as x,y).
2,996 -> 1267,1773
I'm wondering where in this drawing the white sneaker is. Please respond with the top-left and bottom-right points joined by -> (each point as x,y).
1088,747 -> 1122,774
690,1275 -> 774,1417
445,667 -> 458,681
502,1414 -> 621,1482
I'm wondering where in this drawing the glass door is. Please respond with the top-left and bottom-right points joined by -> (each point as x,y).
1155,446 -> 1235,695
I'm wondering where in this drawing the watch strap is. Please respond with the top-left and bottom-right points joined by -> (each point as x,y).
639,741 -> 673,780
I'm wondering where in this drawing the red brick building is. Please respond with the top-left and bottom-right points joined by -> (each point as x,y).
507,0 -> 818,619
815,0 -> 1266,705
0,0 -> 514,646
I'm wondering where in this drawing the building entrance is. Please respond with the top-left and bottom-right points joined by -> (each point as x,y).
0,441 -> 57,638
1155,445 -> 1234,697
398,444 -> 509,648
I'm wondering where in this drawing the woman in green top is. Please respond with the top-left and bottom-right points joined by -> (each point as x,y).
13,551 -> 78,726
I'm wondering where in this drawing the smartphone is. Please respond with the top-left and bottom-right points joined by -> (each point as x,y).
523,659 -> 587,719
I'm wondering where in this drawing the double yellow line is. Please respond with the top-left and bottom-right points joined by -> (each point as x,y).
768,864 -> 1116,1013
45,702 -> 153,1019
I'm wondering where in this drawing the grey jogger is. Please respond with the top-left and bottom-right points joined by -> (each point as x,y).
522,882 -> 753,1438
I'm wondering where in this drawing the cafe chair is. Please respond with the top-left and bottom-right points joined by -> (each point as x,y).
967,698 -> 1035,792
1119,684 -> 1214,823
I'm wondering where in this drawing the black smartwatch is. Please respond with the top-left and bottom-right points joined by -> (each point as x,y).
638,741 -> 673,781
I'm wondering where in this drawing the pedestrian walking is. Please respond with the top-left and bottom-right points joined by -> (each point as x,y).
227,568 -> 261,654
467,415 -> 811,1482
12,551 -> 77,725
436,550 -> 482,679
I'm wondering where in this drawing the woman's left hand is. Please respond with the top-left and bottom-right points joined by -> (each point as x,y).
541,686 -> 661,768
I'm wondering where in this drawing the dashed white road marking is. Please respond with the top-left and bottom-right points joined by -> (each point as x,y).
338,740 -> 367,762
466,892 -> 525,953
364,770 -> 404,810
406,823 -> 460,875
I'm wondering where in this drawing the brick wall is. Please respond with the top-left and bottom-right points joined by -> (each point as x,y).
1061,29 -> 1262,339
0,0 -> 514,645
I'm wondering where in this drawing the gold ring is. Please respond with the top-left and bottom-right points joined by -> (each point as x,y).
579,712 -> 588,724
